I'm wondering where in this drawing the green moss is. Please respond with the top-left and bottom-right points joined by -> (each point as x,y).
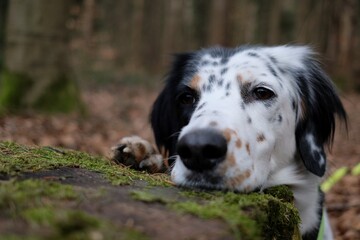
23,208 -> 101,238
0,179 -> 77,216
173,191 -> 264,239
131,190 -> 169,204
0,141 -> 171,187
22,207 -> 58,225
263,185 -> 294,202
0,178 -> 149,240
0,70 -> 83,114
131,187 -> 300,240
174,199 -> 260,239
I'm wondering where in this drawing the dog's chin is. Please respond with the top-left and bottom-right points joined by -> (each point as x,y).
178,182 -> 224,191
178,171 -> 225,191
177,171 -> 261,193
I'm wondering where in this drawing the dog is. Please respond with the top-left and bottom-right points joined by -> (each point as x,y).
112,45 -> 347,239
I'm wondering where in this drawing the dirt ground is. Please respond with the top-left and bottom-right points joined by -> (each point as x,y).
0,84 -> 359,239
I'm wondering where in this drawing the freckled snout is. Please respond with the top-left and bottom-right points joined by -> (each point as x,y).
176,129 -> 227,172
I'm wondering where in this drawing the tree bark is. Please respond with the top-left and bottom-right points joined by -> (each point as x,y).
0,0 -> 8,69
208,0 -> 227,45
161,0 -> 182,66
127,0 -> 145,71
81,0 -> 95,49
0,0 -> 82,114
326,0 -> 358,90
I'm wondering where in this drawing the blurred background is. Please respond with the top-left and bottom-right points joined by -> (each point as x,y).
0,0 -> 359,239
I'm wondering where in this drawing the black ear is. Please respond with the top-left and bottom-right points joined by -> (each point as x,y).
150,53 -> 194,158
295,58 -> 347,177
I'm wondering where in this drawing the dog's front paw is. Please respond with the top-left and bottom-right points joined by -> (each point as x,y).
111,136 -> 165,173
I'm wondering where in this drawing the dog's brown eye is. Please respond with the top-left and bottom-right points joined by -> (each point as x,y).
253,87 -> 275,100
179,93 -> 196,105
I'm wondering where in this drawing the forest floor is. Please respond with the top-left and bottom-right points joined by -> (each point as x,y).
0,83 -> 359,239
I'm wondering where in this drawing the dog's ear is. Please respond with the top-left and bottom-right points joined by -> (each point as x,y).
293,55 -> 347,177
150,53 -> 193,158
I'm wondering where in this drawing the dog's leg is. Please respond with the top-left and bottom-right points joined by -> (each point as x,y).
111,136 -> 166,173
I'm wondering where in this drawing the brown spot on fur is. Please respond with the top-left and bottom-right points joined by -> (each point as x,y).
209,121 -> 218,127
256,133 -> 265,142
160,147 -> 169,160
226,170 -> 251,188
235,138 -> 242,148
246,143 -> 250,155
300,98 -> 307,120
236,74 -> 243,83
223,128 -> 236,142
134,143 -> 147,162
227,152 -> 236,166
189,74 -> 201,90
146,163 -> 159,173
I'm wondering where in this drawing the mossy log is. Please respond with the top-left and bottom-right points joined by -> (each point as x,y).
0,142 -> 301,240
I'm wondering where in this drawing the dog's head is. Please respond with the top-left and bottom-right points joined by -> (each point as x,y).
151,45 -> 346,191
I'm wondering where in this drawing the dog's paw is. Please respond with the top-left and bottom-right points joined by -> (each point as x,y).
111,136 -> 165,173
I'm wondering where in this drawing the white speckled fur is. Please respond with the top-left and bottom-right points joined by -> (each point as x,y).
170,46 -> 330,237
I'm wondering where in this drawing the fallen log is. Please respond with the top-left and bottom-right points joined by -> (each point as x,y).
0,141 -> 301,240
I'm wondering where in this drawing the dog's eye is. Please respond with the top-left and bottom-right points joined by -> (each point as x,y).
253,87 -> 275,100
178,93 -> 197,105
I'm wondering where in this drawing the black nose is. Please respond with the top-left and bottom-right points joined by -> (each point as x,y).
176,129 -> 227,172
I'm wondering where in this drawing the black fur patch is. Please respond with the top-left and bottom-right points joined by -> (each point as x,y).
197,102 -> 206,110
241,102 -> 246,110
221,57 -> 229,64
225,82 -> 231,91
247,52 -> 260,58
266,63 -> 278,77
217,79 -> 224,87
209,74 -> 216,84
295,59 -> 347,176
201,60 -> 209,66
240,82 -> 252,104
268,55 -> 278,64
220,68 -> 228,75
151,53 -> 196,158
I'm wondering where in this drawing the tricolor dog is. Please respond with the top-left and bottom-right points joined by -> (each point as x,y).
112,45 -> 347,239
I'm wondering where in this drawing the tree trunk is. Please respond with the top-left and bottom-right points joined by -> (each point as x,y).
267,0 -> 281,44
208,0 -> 227,45
256,0 -> 281,44
126,0 -> 145,71
161,0 -> 182,66
0,0 -> 82,114
326,0 -> 358,90
141,0 -> 164,73
81,0 -> 95,50
0,0 -> 8,69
